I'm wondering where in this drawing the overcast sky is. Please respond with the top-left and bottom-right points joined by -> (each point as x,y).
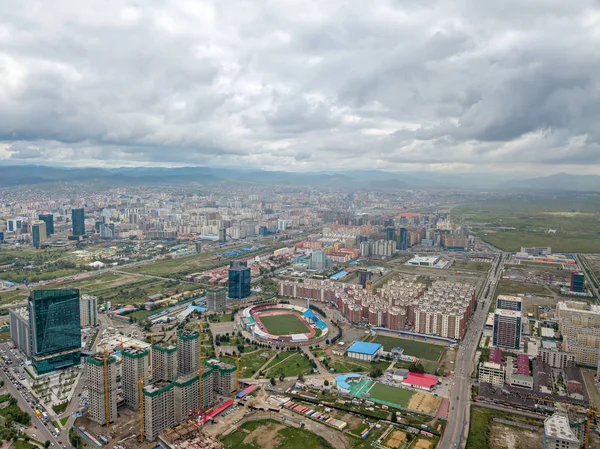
1,0 -> 600,174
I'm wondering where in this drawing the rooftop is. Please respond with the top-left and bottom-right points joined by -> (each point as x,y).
544,413 -> 580,442
347,341 -> 383,355
497,295 -> 522,303
402,372 -> 438,389
494,308 -> 522,318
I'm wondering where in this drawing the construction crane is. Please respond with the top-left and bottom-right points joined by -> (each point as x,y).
138,363 -> 161,442
102,347 -> 110,428
198,321 -> 203,420
527,395 -> 600,448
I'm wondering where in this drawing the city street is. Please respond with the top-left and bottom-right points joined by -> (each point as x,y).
438,254 -> 506,449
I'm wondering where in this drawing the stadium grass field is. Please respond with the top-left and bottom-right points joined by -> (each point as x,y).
368,383 -> 416,408
259,313 -> 310,335
371,335 -> 444,361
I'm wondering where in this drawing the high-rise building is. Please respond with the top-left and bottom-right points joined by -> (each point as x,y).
80,295 -> 98,327
398,227 -> 409,250
542,413 -> 580,449
228,260 -> 251,299
151,343 -> 177,381
570,272 -> 585,293
143,380 -> 176,441
195,241 -> 202,253
359,270 -> 370,289
122,347 -> 150,410
493,309 -> 522,349
6,218 -> 24,233
206,287 -> 226,311
308,250 -> 329,271
177,330 -> 199,377
219,228 -> 227,242
0,231 -> 4,241
99,223 -> 115,239
386,226 -> 395,241
31,220 -> 46,249
9,308 -> 31,357
173,373 -> 200,423
38,214 -> 54,235
29,289 -> 81,374
206,359 -> 237,394
72,208 -> 85,236
557,301 -> 600,366
86,353 -> 118,425
496,295 -> 523,312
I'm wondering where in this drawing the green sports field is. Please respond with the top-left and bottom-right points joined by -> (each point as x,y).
259,313 -> 309,335
368,383 -> 416,408
371,335 -> 445,361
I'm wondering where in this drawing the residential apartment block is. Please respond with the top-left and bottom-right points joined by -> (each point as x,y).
86,353 -> 118,426
177,330 -> 199,377
122,347 -> 150,410
151,343 -> 177,381
557,301 -> 600,367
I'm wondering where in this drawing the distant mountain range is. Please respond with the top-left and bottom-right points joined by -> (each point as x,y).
0,165 -> 598,192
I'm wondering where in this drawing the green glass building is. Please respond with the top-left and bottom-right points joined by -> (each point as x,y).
29,289 -> 81,374
72,208 -> 85,236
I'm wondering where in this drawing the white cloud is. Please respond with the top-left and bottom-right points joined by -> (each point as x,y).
0,0 -> 599,173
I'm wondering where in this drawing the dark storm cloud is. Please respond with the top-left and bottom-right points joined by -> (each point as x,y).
0,0 -> 599,173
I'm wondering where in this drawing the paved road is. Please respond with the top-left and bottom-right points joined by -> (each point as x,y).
576,254 -> 600,300
438,253 -> 506,449
0,367 -> 62,447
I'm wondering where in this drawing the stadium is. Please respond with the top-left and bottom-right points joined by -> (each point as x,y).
239,302 -> 328,346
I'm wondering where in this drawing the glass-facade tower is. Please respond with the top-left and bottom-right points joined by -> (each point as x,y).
72,208 -> 85,236
38,214 -> 54,235
228,261 -> 251,299
29,289 -> 81,374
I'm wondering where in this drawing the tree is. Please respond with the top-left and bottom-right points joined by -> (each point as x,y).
298,374 -> 305,382
391,411 -> 397,423
44,441 -> 51,448
270,377 -> 276,386
409,362 -> 425,374
369,367 -> 383,379
324,380 -> 329,386
279,373 -> 285,381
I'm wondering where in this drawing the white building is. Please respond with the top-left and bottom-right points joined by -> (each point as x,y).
122,347 -> 149,410
80,295 -> 98,327
478,362 -> 505,388
543,413 -> 580,449
86,353 -> 118,425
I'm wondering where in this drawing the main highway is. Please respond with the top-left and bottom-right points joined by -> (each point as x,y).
438,253 -> 506,449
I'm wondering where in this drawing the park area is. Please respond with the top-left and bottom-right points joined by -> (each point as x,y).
370,335 -> 445,361
259,313 -> 309,335
220,419 -> 333,449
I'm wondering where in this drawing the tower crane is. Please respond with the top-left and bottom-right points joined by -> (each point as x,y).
103,347 -> 110,428
138,364 -> 161,442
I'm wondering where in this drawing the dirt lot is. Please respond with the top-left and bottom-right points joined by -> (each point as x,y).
523,294 -> 561,316
385,430 -> 407,448
242,421 -> 285,449
413,439 -> 432,449
407,392 -> 441,414
489,423 -> 542,449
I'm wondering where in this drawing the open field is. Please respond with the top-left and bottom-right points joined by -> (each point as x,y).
368,383 -> 415,408
466,406 -> 543,449
220,419 -> 333,449
494,280 -> 555,300
371,335 -> 445,361
262,352 -> 313,378
259,314 -> 308,335
329,356 -> 391,374
237,349 -> 276,378
407,391 -> 441,414
453,195 -> 600,252
452,260 -> 492,273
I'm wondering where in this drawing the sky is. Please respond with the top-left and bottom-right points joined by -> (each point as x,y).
1,0 -> 600,174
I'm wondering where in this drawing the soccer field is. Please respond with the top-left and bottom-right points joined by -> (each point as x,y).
368,383 -> 415,408
259,313 -> 309,335
372,335 -> 444,361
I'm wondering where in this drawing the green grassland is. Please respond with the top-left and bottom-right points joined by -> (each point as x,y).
368,383 -> 416,407
452,260 -> 492,273
220,419 -> 333,449
494,280 -> 555,299
260,314 -> 308,335
236,349 -> 276,377
330,357 -> 391,374
371,335 -> 445,362
262,352 -> 314,378
453,195 -> 600,253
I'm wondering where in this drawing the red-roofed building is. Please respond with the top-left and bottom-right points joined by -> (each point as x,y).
401,372 -> 438,391
489,348 -> 503,364
517,354 -> 530,375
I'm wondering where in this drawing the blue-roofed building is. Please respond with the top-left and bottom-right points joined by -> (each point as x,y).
347,341 -> 383,361
335,373 -> 362,394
